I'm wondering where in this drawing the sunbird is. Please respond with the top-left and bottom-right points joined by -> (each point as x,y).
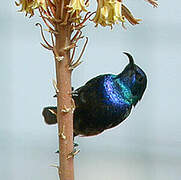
42,52 -> 147,137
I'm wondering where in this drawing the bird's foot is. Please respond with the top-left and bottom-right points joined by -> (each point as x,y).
72,90 -> 78,97
55,142 -> 79,154
74,142 -> 79,148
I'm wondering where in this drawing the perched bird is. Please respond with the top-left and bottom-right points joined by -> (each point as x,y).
42,52 -> 147,137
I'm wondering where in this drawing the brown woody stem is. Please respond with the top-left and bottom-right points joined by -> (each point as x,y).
54,22 -> 74,180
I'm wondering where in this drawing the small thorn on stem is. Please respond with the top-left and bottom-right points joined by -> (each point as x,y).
50,164 -> 59,169
53,47 -> 64,61
59,125 -> 66,139
61,99 -> 75,114
53,79 -> 59,94
56,56 -> 64,61
67,149 -> 80,159
59,132 -> 66,140
61,105 -> 72,113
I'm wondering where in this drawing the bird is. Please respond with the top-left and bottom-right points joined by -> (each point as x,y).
42,52 -> 147,137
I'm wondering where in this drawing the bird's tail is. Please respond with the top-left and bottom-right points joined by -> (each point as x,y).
42,106 -> 57,125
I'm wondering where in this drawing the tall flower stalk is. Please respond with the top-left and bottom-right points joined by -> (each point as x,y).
16,0 -> 158,180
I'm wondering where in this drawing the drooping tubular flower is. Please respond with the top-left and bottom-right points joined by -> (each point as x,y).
67,0 -> 88,22
93,0 -> 124,27
93,0 -> 142,28
16,0 -> 158,28
15,0 -> 46,17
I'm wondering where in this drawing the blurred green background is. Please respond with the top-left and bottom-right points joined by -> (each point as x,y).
1,0 -> 181,179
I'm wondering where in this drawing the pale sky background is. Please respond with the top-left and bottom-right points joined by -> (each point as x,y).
1,0 -> 181,180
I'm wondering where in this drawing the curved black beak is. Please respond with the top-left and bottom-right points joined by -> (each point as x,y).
123,52 -> 135,68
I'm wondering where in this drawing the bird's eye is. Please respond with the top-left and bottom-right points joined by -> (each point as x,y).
138,76 -> 143,82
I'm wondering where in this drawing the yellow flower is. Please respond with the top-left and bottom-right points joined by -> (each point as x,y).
93,0 -> 143,28
15,0 -> 46,17
67,0 -> 88,21
108,0 -> 125,25
93,0 -> 125,27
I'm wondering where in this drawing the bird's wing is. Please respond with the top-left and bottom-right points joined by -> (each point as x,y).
72,75 -> 106,108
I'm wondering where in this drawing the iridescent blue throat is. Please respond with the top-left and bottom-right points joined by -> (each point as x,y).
103,76 -> 133,105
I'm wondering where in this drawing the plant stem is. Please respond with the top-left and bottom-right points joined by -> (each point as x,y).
55,23 -> 74,180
